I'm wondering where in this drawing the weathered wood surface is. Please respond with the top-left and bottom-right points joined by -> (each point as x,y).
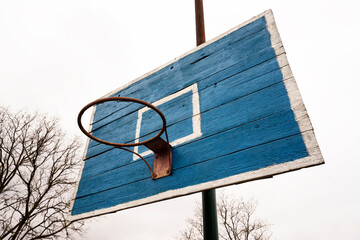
69,10 -> 323,220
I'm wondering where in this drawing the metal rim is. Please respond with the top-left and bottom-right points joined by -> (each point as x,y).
77,97 -> 167,148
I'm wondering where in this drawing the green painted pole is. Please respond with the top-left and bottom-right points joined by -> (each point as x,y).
195,1 -> 219,239
202,189 -> 219,240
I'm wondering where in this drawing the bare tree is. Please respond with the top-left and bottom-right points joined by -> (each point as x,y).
177,193 -> 271,240
0,107 -> 84,240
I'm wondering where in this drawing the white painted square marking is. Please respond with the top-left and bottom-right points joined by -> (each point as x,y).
133,83 -> 202,160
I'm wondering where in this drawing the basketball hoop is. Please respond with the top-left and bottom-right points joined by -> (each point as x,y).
78,97 -> 172,180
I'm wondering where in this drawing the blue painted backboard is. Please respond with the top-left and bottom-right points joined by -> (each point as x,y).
69,10 -> 324,220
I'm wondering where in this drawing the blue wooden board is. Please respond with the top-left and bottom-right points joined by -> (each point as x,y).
69,10 -> 323,220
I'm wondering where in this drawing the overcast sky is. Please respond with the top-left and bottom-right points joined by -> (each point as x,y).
1,0 -> 359,239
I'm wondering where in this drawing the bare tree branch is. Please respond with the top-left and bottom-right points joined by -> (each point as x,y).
176,193 -> 272,240
0,107 -> 84,240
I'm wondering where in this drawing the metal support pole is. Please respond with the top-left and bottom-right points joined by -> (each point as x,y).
195,0 -> 206,46
202,189 -> 219,240
195,1 -> 219,239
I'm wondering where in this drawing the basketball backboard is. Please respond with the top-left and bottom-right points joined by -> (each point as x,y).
69,9 -> 323,220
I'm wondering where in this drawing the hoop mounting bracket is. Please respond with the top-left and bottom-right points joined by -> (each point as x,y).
144,138 -> 172,179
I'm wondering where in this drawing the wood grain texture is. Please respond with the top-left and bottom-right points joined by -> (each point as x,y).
69,9 -> 324,221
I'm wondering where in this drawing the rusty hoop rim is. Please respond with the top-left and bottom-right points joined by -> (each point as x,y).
77,97 -> 167,148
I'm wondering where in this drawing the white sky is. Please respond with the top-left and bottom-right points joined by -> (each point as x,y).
1,0 -> 359,239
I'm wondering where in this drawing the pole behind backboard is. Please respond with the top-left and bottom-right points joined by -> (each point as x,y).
195,1 -> 219,239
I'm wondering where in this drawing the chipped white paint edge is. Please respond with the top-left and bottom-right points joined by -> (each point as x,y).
68,105 -> 97,221
68,10 -> 324,221
264,11 -> 324,165
133,83 -> 202,160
